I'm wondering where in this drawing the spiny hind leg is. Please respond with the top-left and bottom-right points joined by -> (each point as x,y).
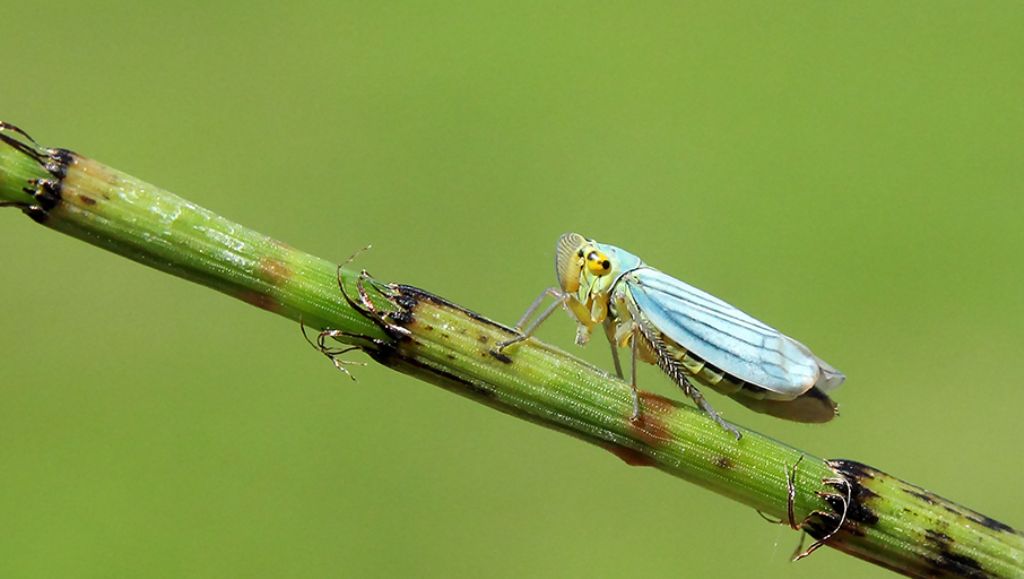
677,374 -> 742,439
623,300 -> 742,439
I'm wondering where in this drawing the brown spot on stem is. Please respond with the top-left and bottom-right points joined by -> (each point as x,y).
628,391 -> 677,447
237,290 -> 280,313
604,445 -> 655,467
713,456 -> 735,470
79,194 -> 96,206
488,350 -> 512,364
259,257 -> 291,285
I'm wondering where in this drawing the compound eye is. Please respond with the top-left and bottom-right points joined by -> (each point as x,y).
586,251 -> 612,276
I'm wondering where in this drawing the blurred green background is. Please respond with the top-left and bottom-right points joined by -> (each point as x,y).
2,2 -> 1022,577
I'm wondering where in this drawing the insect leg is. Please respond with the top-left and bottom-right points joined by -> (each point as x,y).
680,374 -> 742,439
627,327 -> 641,421
623,299 -> 742,439
602,319 -> 624,379
515,288 -> 562,328
495,287 -> 566,353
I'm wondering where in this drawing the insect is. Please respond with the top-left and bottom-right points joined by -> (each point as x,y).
497,233 -> 845,438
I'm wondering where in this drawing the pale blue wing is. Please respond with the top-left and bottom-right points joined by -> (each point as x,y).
625,267 -> 844,397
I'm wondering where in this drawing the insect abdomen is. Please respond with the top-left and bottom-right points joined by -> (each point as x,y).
658,333 -> 769,399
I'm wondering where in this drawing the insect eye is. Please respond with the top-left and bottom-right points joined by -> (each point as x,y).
586,251 -> 612,276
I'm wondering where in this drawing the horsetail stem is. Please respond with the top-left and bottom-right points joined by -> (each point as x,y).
2,123 -> 1021,578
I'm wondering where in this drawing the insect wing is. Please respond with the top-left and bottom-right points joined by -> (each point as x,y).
626,268 -> 826,396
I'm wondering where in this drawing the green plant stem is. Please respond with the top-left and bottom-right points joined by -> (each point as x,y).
2,125 -> 1022,578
